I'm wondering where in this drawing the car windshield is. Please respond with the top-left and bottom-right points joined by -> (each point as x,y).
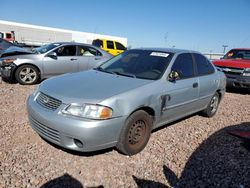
35,43 -> 61,54
223,49 -> 250,60
98,49 -> 173,80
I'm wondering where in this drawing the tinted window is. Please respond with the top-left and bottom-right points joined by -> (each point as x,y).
100,50 -> 173,80
92,39 -> 103,48
78,46 -> 102,56
115,42 -> 126,50
171,53 -> 194,79
55,45 -> 76,56
193,53 -> 215,75
223,49 -> 250,60
107,41 -> 114,49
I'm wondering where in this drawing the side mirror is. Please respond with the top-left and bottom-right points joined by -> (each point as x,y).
168,70 -> 180,82
47,52 -> 57,59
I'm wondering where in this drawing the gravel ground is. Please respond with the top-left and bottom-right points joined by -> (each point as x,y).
0,79 -> 249,188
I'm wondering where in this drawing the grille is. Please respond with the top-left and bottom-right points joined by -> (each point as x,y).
36,92 -> 62,111
217,66 -> 243,76
29,115 -> 60,144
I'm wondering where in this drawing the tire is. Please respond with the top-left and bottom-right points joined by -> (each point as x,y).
15,65 -> 39,85
201,92 -> 220,117
117,110 -> 152,155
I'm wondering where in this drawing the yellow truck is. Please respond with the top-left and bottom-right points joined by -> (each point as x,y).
92,39 -> 127,56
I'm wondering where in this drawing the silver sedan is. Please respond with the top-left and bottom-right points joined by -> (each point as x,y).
27,48 -> 226,155
0,42 -> 112,84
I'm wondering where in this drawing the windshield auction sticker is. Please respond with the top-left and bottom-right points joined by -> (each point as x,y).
150,52 -> 169,57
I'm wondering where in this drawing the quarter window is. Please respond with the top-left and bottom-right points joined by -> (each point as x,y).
115,42 -> 126,50
171,53 -> 194,79
107,41 -> 114,49
193,53 -> 214,75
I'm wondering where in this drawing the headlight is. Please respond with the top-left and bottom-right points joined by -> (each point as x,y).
62,104 -> 113,120
243,68 -> 250,76
2,58 -> 16,65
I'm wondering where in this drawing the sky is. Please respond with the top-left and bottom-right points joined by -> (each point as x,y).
1,0 -> 250,53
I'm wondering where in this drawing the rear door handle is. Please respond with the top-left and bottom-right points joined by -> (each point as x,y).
70,58 -> 77,61
193,82 -> 198,88
95,57 -> 101,60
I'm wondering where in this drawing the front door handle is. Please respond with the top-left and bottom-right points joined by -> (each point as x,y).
70,58 -> 77,61
193,82 -> 198,88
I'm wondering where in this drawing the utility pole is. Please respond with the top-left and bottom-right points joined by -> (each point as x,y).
222,45 -> 228,53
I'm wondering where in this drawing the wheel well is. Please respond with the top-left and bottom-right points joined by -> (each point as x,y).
14,63 -> 41,79
131,107 -> 155,122
216,89 -> 222,101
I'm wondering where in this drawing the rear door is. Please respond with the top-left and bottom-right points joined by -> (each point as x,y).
43,45 -> 78,76
193,53 -> 218,108
160,53 -> 199,123
106,40 -> 116,55
77,45 -> 106,70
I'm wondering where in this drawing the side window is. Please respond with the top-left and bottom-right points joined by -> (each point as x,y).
193,53 -> 215,75
92,39 -> 103,48
78,46 -> 102,56
107,40 -> 114,49
55,45 -> 76,56
115,42 -> 126,50
171,53 -> 194,79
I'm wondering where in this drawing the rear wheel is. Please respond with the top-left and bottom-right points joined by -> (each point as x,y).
201,92 -> 220,117
117,110 -> 152,155
15,65 -> 39,85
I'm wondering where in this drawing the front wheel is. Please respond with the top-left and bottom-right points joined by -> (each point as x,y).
117,110 -> 152,155
201,92 -> 220,117
15,65 -> 39,85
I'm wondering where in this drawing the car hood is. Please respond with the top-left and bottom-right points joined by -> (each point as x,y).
0,46 -> 34,58
213,59 -> 250,69
39,70 -> 153,104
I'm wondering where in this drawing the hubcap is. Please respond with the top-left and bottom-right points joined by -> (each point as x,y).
19,67 -> 37,84
128,120 -> 146,145
210,95 -> 219,114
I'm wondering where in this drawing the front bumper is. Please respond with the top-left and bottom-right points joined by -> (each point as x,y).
27,94 -> 127,152
0,64 -> 16,81
226,74 -> 250,89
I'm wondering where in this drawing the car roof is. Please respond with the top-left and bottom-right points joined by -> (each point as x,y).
51,42 -> 94,46
133,47 -> 201,54
229,48 -> 250,51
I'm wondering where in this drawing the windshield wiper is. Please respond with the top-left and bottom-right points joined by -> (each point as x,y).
93,67 -> 113,74
111,71 -> 136,78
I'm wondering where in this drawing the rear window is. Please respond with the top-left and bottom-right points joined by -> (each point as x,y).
223,49 -> 250,60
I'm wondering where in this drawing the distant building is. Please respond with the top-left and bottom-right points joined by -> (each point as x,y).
0,20 -> 127,47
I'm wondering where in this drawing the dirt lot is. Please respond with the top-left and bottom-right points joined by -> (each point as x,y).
0,79 -> 249,188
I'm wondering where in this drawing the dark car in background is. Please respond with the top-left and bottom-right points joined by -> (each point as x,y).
0,42 -> 113,85
213,48 -> 250,89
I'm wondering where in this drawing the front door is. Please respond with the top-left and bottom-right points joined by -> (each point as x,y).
43,45 -> 78,77
159,53 -> 199,124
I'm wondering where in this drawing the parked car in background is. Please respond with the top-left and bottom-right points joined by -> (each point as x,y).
213,48 -> 250,89
92,39 -> 127,56
27,48 -> 226,155
0,42 -> 113,85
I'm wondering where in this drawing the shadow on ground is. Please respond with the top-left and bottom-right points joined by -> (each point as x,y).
40,173 -> 104,188
133,122 -> 250,187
